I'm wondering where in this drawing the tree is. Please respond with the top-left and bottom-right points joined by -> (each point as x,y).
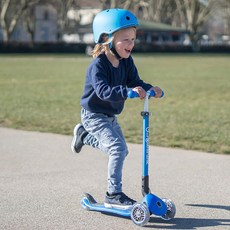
174,0 -> 218,51
52,0 -> 77,39
219,0 -> 230,36
0,0 -> 40,42
134,0 -> 177,24
100,0 -> 142,12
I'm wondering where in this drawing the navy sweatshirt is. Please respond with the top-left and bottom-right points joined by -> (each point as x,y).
81,53 -> 152,116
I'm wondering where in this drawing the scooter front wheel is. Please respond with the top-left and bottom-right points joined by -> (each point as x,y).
131,203 -> 150,226
160,198 -> 176,220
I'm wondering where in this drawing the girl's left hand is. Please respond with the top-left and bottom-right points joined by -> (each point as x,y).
150,86 -> 163,98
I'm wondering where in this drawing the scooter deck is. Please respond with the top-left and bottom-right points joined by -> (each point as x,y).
81,193 -> 131,217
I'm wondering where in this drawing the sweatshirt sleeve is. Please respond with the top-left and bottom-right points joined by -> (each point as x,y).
126,56 -> 153,91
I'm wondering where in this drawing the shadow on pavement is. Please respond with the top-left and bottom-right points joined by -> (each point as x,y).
148,217 -> 230,229
147,203 -> 230,229
185,204 -> 230,212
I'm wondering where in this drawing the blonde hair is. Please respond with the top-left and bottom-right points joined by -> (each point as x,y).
91,34 -> 113,58
91,44 -> 105,58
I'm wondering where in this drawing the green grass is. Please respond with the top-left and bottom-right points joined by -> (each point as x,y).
0,54 -> 229,154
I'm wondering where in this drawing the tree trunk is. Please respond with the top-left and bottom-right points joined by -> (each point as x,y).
0,0 -> 11,42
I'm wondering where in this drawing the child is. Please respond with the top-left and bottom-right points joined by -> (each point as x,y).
71,8 -> 162,209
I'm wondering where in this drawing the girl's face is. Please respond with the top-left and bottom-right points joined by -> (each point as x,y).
113,27 -> 136,59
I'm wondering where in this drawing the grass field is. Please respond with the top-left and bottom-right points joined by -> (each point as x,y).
0,54 -> 229,154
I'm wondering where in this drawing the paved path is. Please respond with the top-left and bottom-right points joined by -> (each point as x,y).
0,127 -> 229,230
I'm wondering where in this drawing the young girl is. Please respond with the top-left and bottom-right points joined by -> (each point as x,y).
71,8 -> 162,209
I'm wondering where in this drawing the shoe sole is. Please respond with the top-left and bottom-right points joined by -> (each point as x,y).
71,124 -> 82,153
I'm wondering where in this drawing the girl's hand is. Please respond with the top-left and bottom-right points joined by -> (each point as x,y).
132,86 -> 146,100
150,86 -> 163,98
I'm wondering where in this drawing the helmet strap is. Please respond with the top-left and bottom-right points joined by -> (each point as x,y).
110,46 -> 122,60
108,34 -> 122,60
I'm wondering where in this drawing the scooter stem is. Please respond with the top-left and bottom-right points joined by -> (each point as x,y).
128,90 -> 163,197
141,92 -> 151,196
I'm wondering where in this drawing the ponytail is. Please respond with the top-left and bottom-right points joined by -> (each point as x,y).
91,44 -> 105,58
91,34 -> 113,58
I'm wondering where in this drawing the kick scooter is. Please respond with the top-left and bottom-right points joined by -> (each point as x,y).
80,90 -> 176,226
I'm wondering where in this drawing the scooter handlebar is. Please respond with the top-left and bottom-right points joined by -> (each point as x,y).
128,89 -> 164,98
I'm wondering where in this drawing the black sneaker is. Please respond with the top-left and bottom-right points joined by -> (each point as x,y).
71,124 -> 88,153
104,192 -> 136,210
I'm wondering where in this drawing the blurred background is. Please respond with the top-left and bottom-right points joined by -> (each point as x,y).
0,0 -> 230,54
1,0 -> 229,154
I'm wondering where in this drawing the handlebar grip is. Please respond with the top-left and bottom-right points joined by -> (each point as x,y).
127,90 -> 140,98
128,90 -> 164,98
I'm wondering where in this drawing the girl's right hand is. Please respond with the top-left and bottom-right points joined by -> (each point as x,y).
132,86 -> 146,100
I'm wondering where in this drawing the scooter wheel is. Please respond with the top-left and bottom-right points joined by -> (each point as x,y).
80,198 -> 90,211
161,198 -> 176,221
131,203 -> 150,226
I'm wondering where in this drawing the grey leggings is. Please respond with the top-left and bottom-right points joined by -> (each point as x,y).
81,108 -> 128,194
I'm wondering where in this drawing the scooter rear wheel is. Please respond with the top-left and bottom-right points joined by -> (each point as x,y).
80,193 -> 97,211
131,203 -> 150,226
161,198 -> 176,220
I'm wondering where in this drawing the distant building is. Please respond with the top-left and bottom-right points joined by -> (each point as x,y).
34,5 -> 58,43
135,20 -> 190,51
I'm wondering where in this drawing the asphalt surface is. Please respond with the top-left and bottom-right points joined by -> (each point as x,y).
0,127 -> 229,230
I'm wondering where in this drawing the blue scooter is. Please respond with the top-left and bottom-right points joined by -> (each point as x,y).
80,90 -> 176,226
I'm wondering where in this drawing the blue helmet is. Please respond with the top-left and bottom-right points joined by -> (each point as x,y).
93,8 -> 139,43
